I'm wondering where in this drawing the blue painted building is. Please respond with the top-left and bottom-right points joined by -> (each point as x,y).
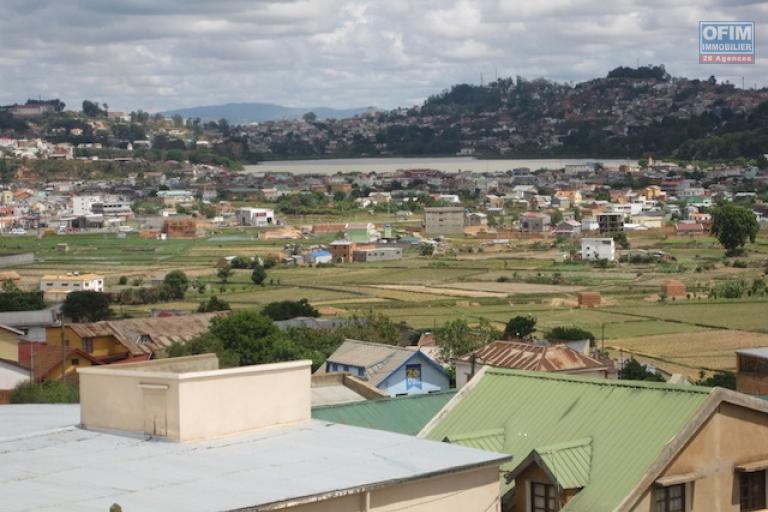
318,339 -> 449,397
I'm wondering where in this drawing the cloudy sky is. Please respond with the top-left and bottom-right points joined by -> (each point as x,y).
0,0 -> 766,113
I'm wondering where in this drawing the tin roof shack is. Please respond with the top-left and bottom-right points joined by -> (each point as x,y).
0,355 -> 510,511
421,369 -> 768,512
453,340 -> 610,389
162,218 -> 198,239
736,348 -> 768,396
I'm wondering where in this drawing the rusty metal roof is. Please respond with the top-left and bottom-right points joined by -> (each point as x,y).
455,340 -> 608,372
67,312 -> 223,355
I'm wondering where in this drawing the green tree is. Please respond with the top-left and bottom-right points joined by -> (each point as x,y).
61,291 -> 112,322
210,311 -> 299,366
251,264 -> 267,285
0,281 -> 46,312
618,358 -> 664,382
217,265 -> 234,284
434,318 -> 498,360
262,299 -> 319,321
197,295 -> 231,313
82,99 -> 105,117
162,270 -> 189,300
504,315 -> 537,340
695,370 -> 736,389
10,380 -> 79,403
710,203 -> 759,256
547,326 -> 596,343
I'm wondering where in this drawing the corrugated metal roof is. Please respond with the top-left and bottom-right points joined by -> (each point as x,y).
455,340 -> 608,372
424,369 -> 712,511
537,437 -> 592,490
319,339 -> 429,387
312,391 -> 456,435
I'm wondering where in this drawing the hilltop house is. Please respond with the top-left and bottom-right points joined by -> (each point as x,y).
421,368 -> 768,512
316,339 -> 449,396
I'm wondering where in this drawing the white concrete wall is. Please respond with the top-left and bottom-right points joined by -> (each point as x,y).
0,362 -> 29,390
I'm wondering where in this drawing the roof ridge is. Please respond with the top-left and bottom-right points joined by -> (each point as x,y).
484,368 -> 713,394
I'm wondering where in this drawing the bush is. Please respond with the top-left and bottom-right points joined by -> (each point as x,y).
197,295 -> 231,312
118,276 -> 128,285
10,380 -> 79,403
732,259 -> 748,268
548,326 -> 596,343
262,298 -> 319,321
496,276 -> 511,283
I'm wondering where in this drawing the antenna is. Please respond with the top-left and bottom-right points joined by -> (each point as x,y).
480,73 -> 484,87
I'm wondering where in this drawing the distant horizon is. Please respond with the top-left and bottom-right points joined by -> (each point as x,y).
1,0 -> 765,112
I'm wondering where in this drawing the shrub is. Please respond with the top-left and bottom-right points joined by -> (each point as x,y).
10,380 -> 79,403
118,276 -> 128,285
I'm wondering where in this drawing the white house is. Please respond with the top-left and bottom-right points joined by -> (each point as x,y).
581,238 -> 616,261
236,207 -> 275,227
0,358 -> 28,391
71,195 -> 102,216
39,273 -> 104,302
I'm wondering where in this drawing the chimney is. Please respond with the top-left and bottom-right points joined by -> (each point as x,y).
77,354 -> 311,441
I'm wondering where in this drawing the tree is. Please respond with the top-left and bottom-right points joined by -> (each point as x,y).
434,318 -> 498,360
197,295 -> 231,313
618,358 -> 664,382
302,112 -> 317,123
504,315 -> 537,340
710,203 -> 759,256
613,232 -> 631,250
210,311 -> 299,366
251,264 -> 267,285
0,281 -> 46,312
217,265 -> 234,284
61,291 -> 112,322
547,326 -> 596,344
695,370 -> 736,389
162,270 -> 189,300
82,99 -> 105,117
10,380 -> 79,403
262,299 -> 319,321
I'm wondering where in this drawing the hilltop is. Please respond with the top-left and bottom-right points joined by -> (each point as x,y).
160,102 -> 373,124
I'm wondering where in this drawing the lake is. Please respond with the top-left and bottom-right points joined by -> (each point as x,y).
243,157 -> 638,175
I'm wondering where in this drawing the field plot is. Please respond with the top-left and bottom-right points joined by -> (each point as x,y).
435,281 -> 585,294
612,302 -> 768,332
609,330 -> 768,372
370,285 -> 506,298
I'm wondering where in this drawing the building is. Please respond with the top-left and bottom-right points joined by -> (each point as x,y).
329,239 -> 355,263
0,357 -> 28,402
581,237 -> 615,261
313,390 -> 456,436
317,339 -> 450,396
661,279 -> 687,298
736,348 -> 768,396
0,307 -> 59,342
552,220 -> 581,237
453,340 -> 610,389
421,368 -> 768,512
157,189 -> 195,205
305,249 -> 332,265
310,372 -> 388,406
0,324 -> 24,362
520,212 -> 551,233
0,355 -> 509,511
42,313 -> 221,380
424,206 -> 465,236
162,218 -> 198,238
39,272 -> 104,302
236,207 -> 275,227
352,246 -> 403,262
346,222 -> 379,243
597,212 -> 624,234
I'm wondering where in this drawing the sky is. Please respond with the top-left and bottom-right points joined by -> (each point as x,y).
0,0 -> 766,113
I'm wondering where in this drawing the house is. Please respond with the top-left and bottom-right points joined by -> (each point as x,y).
0,307 -> 60,342
424,206 -> 465,236
597,212 -> 624,234
313,390 -> 456,436
520,212 -> 551,233
552,220 -> 581,237
352,246 -> 403,262
736,348 -> 768,396
42,313 -> 221,380
39,272 -> 104,302
0,324 -> 25,362
156,189 -> 195,205
453,340 -> 611,389
329,239 -> 355,263
675,222 -> 705,235
316,339 -> 450,396
581,238 -> 615,261
421,368 -> 768,512
0,355 -> 510,511
162,218 -> 198,238
236,207 -> 275,227
305,249 -> 332,265
346,222 -> 379,243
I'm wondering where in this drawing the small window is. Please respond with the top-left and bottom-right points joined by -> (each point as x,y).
71,358 -> 80,366
343,365 -> 349,372
531,482 -> 557,512
83,338 -> 93,353
740,470 -> 766,511
654,484 -> 685,512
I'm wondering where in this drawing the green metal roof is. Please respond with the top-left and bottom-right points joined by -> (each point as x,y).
424,369 -> 712,511
536,437 -> 593,490
312,391 -> 456,436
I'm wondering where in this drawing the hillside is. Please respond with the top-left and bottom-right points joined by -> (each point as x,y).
160,102 -> 373,123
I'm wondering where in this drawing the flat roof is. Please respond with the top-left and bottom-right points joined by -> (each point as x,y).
0,407 -> 508,511
736,347 -> 768,359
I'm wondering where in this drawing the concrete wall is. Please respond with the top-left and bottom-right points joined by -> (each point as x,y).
0,361 -> 28,390
631,402 -> 768,511
78,357 -> 311,441
0,252 -> 34,268
288,465 -> 501,512
379,354 -> 448,396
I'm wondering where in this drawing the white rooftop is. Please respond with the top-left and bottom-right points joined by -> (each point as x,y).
0,405 -> 508,511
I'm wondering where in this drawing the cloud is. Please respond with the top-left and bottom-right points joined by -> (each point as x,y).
0,0 -> 765,112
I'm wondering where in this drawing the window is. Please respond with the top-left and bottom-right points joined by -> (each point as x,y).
740,470 -> 766,511
531,482 -> 556,512
654,484 -> 685,512
71,358 -> 80,366
83,338 -> 93,353
343,365 -> 349,372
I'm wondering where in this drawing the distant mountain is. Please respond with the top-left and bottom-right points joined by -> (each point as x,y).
160,102 -> 373,124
